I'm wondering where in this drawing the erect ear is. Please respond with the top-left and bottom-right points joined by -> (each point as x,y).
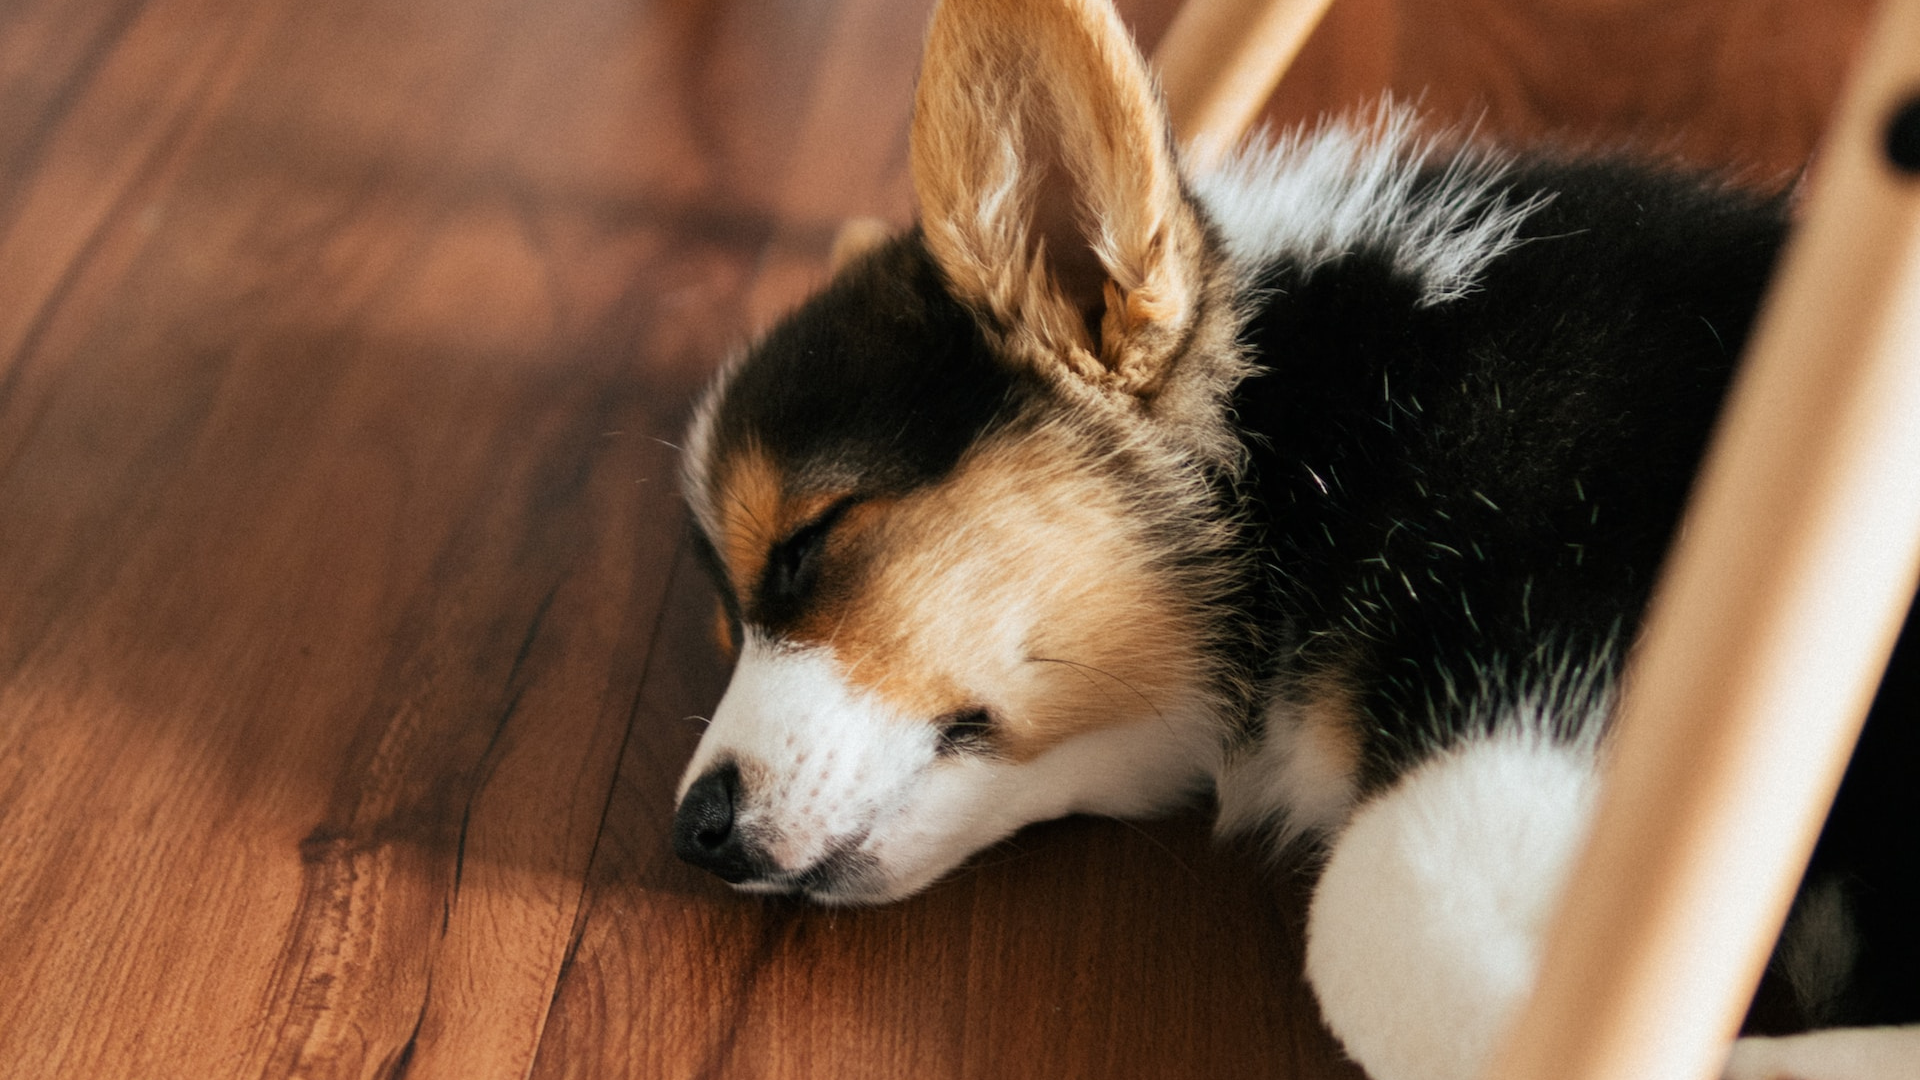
910,0 -> 1209,401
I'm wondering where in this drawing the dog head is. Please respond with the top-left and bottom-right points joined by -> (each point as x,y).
671,0 -> 1253,903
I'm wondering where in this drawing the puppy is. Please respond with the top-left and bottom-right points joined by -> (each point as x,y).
670,1 -> 1920,1077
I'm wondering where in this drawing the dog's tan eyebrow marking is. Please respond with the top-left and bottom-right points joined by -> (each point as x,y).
756,494 -> 861,611
712,447 -> 784,593
709,443 -> 854,607
758,431 -> 1216,760
711,602 -> 736,659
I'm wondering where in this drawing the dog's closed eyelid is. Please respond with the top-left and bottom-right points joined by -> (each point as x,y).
934,706 -> 997,756
760,496 -> 859,606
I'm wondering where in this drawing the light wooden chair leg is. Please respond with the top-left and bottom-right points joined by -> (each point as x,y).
1483,1 -> 1920,1078
1151,0 -> 1337,169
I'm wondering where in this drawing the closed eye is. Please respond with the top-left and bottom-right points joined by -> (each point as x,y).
760,497 -> 858,611
935,706 -> 996,756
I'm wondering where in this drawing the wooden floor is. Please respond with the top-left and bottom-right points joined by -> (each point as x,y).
0,1 -> 1870,1077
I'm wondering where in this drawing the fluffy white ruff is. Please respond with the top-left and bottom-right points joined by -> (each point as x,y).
1190,102 -> 1545,307
1723,1025 -> 1920,1080
1305,731 -> 1600,1080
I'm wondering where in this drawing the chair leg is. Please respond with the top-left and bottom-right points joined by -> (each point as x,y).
1150,0 -> 1337,169
1484,2 -> 1920,1079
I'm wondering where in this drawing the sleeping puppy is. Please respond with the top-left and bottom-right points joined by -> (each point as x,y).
669,0 -> 1920,1076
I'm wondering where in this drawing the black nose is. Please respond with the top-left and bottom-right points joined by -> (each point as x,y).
672,762 -> 765,883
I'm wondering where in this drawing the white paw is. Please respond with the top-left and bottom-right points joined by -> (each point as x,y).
1304,732 -> 1600,1080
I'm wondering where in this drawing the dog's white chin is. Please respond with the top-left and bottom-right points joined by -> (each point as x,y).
834,722 -> 1227,903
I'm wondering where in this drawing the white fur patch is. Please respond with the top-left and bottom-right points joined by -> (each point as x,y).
678,349 -> 744,543
1190,103 -> 1546,307
678,631 -> 1218,903
1723,1025 -> 1920,1080
863,707 -> 1219,899
1304,731 -> 1600,1080
678,633 -> 940,881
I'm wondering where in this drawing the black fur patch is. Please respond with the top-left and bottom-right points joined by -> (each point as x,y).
706,233 -> 1031,501
1798,596 -> 1920,1028
1219,155 -> 1918,1029
1229,157 -> 1788,786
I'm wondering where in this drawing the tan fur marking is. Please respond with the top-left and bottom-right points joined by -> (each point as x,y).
1296,675 -> 1365,793
712,602 -> 736,660
782,425 -> 1216,763
709,444 -> 849,599
711,446 -> 784,593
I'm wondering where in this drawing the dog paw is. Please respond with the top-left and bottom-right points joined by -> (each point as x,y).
1304,733 -> 1600,1080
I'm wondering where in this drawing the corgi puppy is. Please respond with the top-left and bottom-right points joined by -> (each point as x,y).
670,0 -> 1920,1077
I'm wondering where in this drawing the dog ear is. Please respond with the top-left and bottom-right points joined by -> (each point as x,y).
910,0 -> 1208,402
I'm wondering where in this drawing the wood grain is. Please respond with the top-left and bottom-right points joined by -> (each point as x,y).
0,1 -> 1873,1078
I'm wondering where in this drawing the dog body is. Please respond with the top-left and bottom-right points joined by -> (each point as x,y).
671,1 -> 1919,1077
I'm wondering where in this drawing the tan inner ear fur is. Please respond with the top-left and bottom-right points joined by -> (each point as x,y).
779,424 -> 1221,763
910,0 -> 1209,402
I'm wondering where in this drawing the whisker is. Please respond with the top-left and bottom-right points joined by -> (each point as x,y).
1026,654 -> 1166,723
1110,816 -> 1205,885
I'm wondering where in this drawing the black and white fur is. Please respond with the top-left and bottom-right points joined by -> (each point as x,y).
670,2 -> 1920,1077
